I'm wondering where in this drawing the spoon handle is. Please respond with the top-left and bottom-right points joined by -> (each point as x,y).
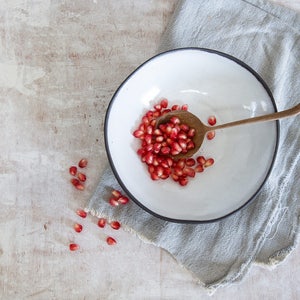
211,103 -> 300,131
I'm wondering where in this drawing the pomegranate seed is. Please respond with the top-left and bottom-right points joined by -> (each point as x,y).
110,221 -> 121,230
77,172 -> 86,182
78,158 -> 88,168
112,190 -> 122,199
204,158 -> 214,167
195,164 -> 204,172
106,236 -> 117,245
170,116 -> 180,124
71,178 -> 85,190
179,177 -> 188,186
97,218 -> 106,228
171,104 -> 181,110
76,209 -> 87,218
181,104 -> 188,110
74,223 -> 83,233
207,131 -> 215,140
186,141 -> 195,150
118,196 -> 129,205
109,197 -> 119,207
180,124 -> 190,132
186,158 -> 196,166
183,167 -> 195,178
208,115 -> 217,126
69,166 -> 77,176
133,129 -> 144,138
145,152 -> 154,165
151,172 -> 160,180
160,98 -> 168,108
69,243 -> 80,251
187,128 -> 195,137
142,116 -> 150,126
161,146 -> 171,155
196,156 -> 206,165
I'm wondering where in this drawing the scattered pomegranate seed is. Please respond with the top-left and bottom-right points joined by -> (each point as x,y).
71,178 -> 85,190
208,115 -> 217,126
97,218 -> 106,228
77,172 -> 86,182
110,221 -> 121,230
69,243 -> 80,251
78,158 -> 88,168
74,223 -> 83,233
204,158 -> 214,167
106,236 -> 117,245
118,196 -> 129,205
69,166 -> 77,176
109,197 -> 119,207
76,209 -> 87,218
206,131 -> 216,140
111,190 -> 122,199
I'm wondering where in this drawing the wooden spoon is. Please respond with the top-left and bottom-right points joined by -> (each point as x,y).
156,103 -> 300,159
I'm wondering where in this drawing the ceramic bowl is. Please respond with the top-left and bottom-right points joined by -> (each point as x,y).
105,48 -> 278,222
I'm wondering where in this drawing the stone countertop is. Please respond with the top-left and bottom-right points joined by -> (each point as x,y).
0,1 -> 299,299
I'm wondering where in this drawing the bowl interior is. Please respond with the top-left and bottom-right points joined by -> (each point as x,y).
105,48 -> 278,222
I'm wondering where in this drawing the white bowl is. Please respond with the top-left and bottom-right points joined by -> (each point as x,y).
105,48 -> 278,222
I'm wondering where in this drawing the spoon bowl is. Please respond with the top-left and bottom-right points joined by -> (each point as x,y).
156,103 -> 300,159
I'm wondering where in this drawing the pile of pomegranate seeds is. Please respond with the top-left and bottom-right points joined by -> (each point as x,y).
69,189 -> 129,251
132,99 -> 216,186
69,158 -> 88,190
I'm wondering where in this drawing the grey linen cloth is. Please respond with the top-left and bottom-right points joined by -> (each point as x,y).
86,0 -> 300,291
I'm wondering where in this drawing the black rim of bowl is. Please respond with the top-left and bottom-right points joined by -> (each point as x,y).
104,47 -> 279,223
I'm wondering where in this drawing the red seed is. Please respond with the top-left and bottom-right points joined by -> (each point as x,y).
69,166 -> 77,176
118,196 -> 129,205
187,128 -> 195,137
204,158 -> 214,167
76,209 -> 87,218
77,172 -> 86,182
160,146 -> 171,155
196,156 -> 206,165
195,164 -> 204,172
74,223 -> 83,233
208,115 -> 217,126
183,167 -> 195,178
78,158 -> 88,168
186,158 -> 196,166
71,178 -> 84,191
106,237 -> 117,245
133,129 -> 144,138
69,243 -> 80,251
154,104 -> 162,111
160,98 -> 168,108
171,104 -> 181,110
112,190 -> 122,199
181,104 -> 188,110
97,218 -> 106,228
207,131 -> 216,140
110,221 -> 121,230
109,197 -> 119,207
179,177 -> 188,186
170,116 -> 180,124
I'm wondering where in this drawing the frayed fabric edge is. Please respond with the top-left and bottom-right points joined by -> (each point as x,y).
85,206 -> 267,295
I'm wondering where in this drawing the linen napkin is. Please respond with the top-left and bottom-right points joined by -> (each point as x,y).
86,0 -> 300,291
